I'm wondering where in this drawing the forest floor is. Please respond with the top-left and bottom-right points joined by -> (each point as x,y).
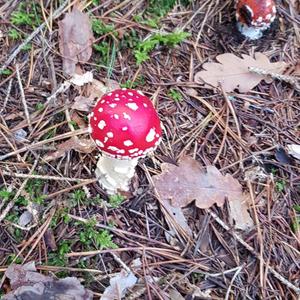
0,0 -> 299,299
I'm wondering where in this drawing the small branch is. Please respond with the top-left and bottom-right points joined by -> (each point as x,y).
16,64 -> 33,131
249,66 -> 300,91
46,80 -> 71,105
1,171 -> 93,183
0,127 -> 89,161
0,78 -> 13,115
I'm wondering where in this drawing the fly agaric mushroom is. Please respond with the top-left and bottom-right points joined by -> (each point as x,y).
89,88 -> 162,194
235,0 -> 276,40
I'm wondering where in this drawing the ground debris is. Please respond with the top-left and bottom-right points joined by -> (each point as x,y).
101,269 -> 137,300
3,262 -> 93,300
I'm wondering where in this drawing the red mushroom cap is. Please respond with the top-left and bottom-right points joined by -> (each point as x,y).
89,88 -> 162,159
236,0 -> 276,28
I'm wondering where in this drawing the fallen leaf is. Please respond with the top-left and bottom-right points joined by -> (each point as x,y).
59,8 -> 94,75
228,194 -> 254,230
101,269 -> 137,300
18,211 -> 33,227
287,144 -> 300,160
44,228 -> 57,251
71,79 -> 113,112
69,71 -> 93,86
44,137 -> 95,162
103,78 -> 121,92
152,156 -> 243,209
71,111 -> 87,128
156,197 -> 193,245
3,262 -> 92,300
72,96 -> 94,112
195,52 -> 287,92
14,129 -> 28,142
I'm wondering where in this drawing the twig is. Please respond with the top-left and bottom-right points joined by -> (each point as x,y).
249,66 -> 300,91
0,0 -> 69,72
44,178 -> 98,199
207,209 -> 300,295
16,64 -> 33,131
0,78 -> 13,115
46,80 -> 71,105
1,171 -> 94,183
224,265 -> 244,300
0,127 -> 89,161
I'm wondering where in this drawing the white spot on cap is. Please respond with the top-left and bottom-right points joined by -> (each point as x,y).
101,100 -> 105,104
107,132 -> 114,138
115,94 -> 119,97
114,97 -> 120,101
88,126 -> 92,134
126,103 -> 139,111
122,127 -> 128,131
257,16 -> 263,23
124,140 -> 133,147
94,117 -> 97,121
98,107 -> 103,112
109,103 -> 117,108
156,133 -> 160,137
114,114 -> 119,119
129,148 -> 139,153
137,90 -> 144,96
108,146 -> 125,154
98,120 -> 106,130
143,103 -> 148,108
123,112 -> 131,120
95,140 -> 104,148
128,92 -> 134,96
146,128 -> 156,142
138,150 -> 143,155
108,146 -> 118,152
272,6 -> 276,13
122,88 -> 127,90
90,112 -> 94,117
104,137 -> 108,143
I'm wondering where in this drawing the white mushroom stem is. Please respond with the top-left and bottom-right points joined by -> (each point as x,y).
95,154 -> 138,195
237,22 -> 269,40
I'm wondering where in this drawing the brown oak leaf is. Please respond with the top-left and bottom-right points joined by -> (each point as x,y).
59,8 -> 94,75
195,52 -> 287,92
152,156 -> 243,209
44,137 -> 95,162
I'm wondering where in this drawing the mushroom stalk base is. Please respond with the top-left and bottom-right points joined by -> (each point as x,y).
95,155 -> 138,195
237,22 -> 268,40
